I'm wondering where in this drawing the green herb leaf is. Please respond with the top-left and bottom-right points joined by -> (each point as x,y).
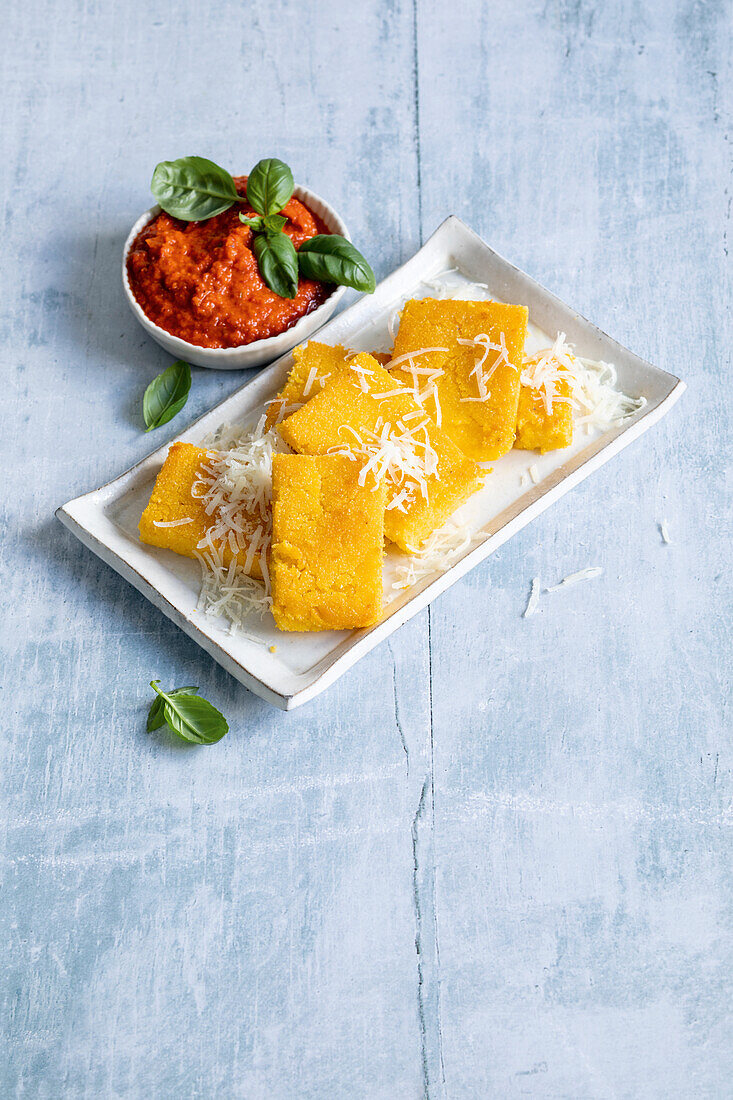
246,158 -> 294,216
239,213 -> 265,231
149,681 -> 228,745
146,686 -> 199,732
239,213 -> 286,237
253,231 -> 299,299
262,213 -> 287,235
298,235 -> 376,293
151,156 -> 240,221
143,360 -> 192,432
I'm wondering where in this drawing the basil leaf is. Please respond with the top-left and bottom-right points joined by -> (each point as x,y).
239,214 -> 287,238
263,214 -> 287,235
149,682 -> 228,745
246,158 -> 294,216
147,686 -> 199,732
143,360 -> 192,432
254,231 -> 299,299
239,214 -> 265,231
151,156 -> 240,221
297,235 -> 375,293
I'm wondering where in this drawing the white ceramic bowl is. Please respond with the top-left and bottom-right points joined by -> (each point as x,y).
121,184 -> 350,370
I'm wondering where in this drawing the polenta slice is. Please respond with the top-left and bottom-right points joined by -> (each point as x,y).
514,379 -> 573,452
265,342 -> 391,429
278,353 -> 482,552
514,337 -> 576,452
139,442 -> 265,578
270,453 -> 387,631
390,298 -> 528,461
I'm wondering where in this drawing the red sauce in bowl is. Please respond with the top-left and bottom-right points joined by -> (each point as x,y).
126,177 -> 333,349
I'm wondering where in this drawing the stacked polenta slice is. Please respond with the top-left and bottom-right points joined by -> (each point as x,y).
140,298 -> 575,632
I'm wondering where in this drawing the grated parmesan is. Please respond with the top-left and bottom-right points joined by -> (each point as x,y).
522,332 -> 645,427
419,266 -> 459,294
387,308 -> 401,342
457,331 -> 512,402
196,545 -> 272,632
386,346 -> 450,371
660,519 -> 671,545
349,361 -> 375,392
302,365 -> 319,398
327,418 -> 440,511
521,331 -> 576,415
152,517 -> 194,528
388,522 -> 475,596
524,577 -> 541,617
191,416 -> 288,631
545,567 -> 603,593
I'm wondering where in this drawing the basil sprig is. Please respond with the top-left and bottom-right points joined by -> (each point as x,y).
148,681 -> 229,745
142,360 -> 192,432
149,155 -> 375,299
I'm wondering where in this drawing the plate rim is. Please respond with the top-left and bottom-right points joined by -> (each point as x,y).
57,214 -> 685,710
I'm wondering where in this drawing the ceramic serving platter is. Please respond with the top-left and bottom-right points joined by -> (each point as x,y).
57,217 -> 685,709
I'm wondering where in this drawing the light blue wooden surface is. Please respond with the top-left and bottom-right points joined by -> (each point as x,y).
2,0 -> 731,1096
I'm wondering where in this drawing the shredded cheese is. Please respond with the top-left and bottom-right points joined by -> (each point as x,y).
152,517 -> 194,528
522,332 -> 645,427
196,545 -> 272,631
349,361 -> 375,392
418,267 -> 462,296
386,346 -> 450,371
327,418 -> 439,510
524,577 -> 541,617
521,331 -> 576,414
302,365 -> 319,398
369,387 -> 415,401
191,417 -> 288,630
660,520 -> 671,545
388,522 -> 475,596
545,567 -> 603,593
457,331 -> 513,402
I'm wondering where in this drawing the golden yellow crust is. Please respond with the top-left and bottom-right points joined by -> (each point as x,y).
390,298 -> 528,461
265,342 -> 392,430
138,442 -> 264,578
270,453 -> 386,632
514,380 -> 574,452
278,353 -> 482,552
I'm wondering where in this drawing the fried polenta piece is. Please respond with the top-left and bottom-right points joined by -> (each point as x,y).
514,379 -> 573,452
278,353 -> 482,552
270,453 -> 386,631
138,442 -> 264,578
265,342 -> 392,429
390,298 -> 528,461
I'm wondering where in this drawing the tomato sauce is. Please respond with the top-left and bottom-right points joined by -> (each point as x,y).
127,177 -> 333,349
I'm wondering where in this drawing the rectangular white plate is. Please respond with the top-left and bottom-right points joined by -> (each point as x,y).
57,217 -> 684,709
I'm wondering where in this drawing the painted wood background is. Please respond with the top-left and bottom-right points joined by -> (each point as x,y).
2,0 -> 730,1096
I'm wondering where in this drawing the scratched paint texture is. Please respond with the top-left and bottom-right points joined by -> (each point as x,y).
1,0 -> 730,1096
